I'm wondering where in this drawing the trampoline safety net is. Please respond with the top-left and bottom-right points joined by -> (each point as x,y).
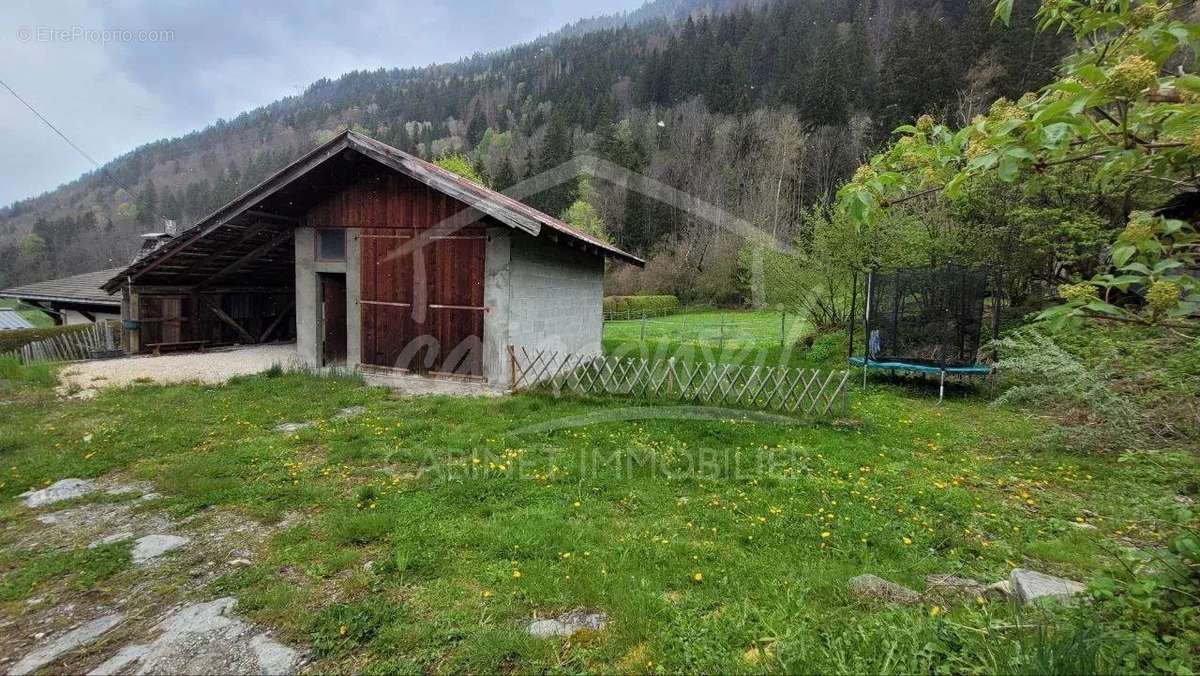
865,266 -> 989,368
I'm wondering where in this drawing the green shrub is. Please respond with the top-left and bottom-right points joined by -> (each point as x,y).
603,295 -> 680,316
0,323 -> 93,354
0,354 -> 56,387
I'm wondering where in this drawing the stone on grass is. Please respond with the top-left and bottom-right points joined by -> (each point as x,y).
88,598 -> 301,675
20,479 -> 95,508
10,613 -> 124,675
848,574 -> 920,605
333,405 -> 366,419
985,580 -> 1013,598
1010,568 -> 1085,604
924,574 -> 988,600
527,610 -> 607,638
131,534 -> 190,564
274,421 -> 314,434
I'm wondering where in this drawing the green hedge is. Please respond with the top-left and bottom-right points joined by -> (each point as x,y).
603,295 -> 680,316
0,323 -> 93,355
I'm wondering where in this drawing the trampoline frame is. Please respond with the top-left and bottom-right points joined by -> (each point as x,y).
847,266 -> 1001,402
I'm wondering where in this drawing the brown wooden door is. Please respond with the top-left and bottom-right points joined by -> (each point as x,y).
321,273 -> 347,365
360,228 -> 485,377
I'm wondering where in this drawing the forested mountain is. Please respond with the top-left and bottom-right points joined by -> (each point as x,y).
0,0 -> 1064,297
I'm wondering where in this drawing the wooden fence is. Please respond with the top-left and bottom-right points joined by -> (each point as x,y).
510,346 -> 849,416
4,322 -> 123,364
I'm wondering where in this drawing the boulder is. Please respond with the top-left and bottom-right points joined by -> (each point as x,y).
20,479 -> 95,508
1010,568 -> 1085,604
848,574 -> 920,605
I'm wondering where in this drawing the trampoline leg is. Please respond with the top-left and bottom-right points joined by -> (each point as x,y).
938,370 -> 945,403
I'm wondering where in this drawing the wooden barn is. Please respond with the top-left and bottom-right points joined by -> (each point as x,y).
101,130 -> 642,387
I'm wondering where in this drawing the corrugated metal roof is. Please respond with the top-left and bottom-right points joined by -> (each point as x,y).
1,268 -> 124,307
103,130 -> 644,292
0,309 -> 35,330
348,132 -> 642,264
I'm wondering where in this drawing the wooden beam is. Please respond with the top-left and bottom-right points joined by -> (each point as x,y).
259,300 -> 295,342
243,210 -> 300,224
231,220 -> 285,249
199,229 -> 294,288
115,136 -> 351,289
203,298 -> 256,344
131,285 -> 289,295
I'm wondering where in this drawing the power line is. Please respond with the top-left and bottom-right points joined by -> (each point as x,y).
0,76 -> 144,204
0,77 -> 103,170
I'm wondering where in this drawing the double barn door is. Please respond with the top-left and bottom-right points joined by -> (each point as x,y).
359,226 -> 485,377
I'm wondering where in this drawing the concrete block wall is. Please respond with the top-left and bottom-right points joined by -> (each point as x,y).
294,226 -> 357,368
504,231 -> 604,380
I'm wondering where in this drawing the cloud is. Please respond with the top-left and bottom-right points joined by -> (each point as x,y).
0,0 -> 645,206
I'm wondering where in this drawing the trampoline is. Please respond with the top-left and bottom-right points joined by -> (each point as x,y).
848,265 -> 1001,401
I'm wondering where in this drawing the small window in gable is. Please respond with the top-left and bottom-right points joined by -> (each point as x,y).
317,229 -> 345,261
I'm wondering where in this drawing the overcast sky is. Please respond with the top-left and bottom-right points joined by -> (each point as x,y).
0,0 -> 645,206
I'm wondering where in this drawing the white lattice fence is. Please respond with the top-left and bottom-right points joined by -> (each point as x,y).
509,346 -> 849,416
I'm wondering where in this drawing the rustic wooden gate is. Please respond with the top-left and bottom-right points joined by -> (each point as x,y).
360,226 -> 485,377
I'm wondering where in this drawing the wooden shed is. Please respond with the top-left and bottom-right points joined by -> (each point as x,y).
102,130 -> 642,386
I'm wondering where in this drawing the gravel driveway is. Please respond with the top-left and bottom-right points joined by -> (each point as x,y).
58,344 -> 302,398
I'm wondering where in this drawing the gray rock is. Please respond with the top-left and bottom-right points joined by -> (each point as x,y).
925,574 -> 988,600
20,479 -> 95,508
88,598 -> 301,675
985,580 -> 1013,598
10,613 -> 124,675
273,421 -> 314,434
88,644 -> 148,675
1010,569 -> 1085,604
333,405 -> 366,419
250,633 -> 301,676
848,574 -> 921,605
526,610 -> 607,638
131,534 -> 189,564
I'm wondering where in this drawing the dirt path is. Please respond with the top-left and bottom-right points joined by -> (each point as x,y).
57,345 -> 302,398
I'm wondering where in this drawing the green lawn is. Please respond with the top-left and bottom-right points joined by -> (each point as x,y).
0,356 -> 1195,672
603,309 -> 842,371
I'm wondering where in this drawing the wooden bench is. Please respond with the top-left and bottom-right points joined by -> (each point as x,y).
145,340 -> 208,355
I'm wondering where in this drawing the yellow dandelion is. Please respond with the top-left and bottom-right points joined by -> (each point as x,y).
692,572 -> 704,583
482,590 -> 494,598
820,531 -> 831,538
512,570 -> 522,578
930,605 -> 941,617
339,624 -> 348,636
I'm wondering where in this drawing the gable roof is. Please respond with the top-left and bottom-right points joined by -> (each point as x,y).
2,268 -> 124,307
102,130 -> 642,292
0,309 -> 35,330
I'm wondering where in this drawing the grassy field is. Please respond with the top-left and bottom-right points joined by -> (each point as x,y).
1,348 -> 1196,672
602,309 -> 843,371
